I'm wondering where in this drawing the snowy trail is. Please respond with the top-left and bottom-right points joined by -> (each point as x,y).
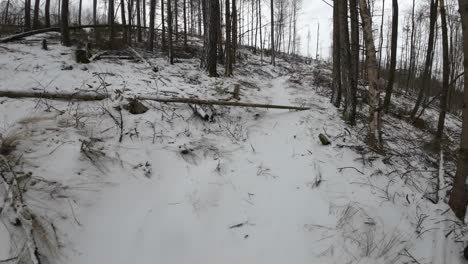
66,77 -> 339,264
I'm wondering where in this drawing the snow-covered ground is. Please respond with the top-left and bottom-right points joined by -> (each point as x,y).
0,33 -> 467,263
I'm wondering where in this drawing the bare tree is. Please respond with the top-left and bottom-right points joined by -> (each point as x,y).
137,0 -> 142,42
45,0 -> 50,27
168,0 -> 174,64
109,0 -> 115,46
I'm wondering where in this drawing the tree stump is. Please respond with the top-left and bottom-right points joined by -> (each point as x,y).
319,134 -> 331,145
41,39 -> 48,50
75,49 -> 90,63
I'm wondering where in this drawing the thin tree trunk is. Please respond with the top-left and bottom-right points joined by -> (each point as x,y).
232,0 -> 237,64
32,0 -> 40,29
121,0 -> 127,42
148,0 -> 156,50
383,0 -> 398,112
175,0 -> 179,40
109,0 -> 115,47
346,0 -> 359,125
93,0 -> 97,25
61,0 -> 70,46
225,0 -> 232,75
162,0 -> 166,49
338,0 -> 351,113
436,0 -> 450,139
184,0 -> 188,48
4,0 -> 10,24
258,0 -> 263,62
25,0 -> 31,30
78,0 -> 82,25
128,0 -> 133,44
168,0 -> 174,64
45,0 -> 50,27
136,0 -> 142,41
377,0 -> 385,75
270,0 -> 275,66
359,0 -> 383,150
331,0 -> 341,107
207,0 -> 220,76
405,0 -> 416,94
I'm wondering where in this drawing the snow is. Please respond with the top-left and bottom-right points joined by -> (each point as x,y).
0,33 -> 467,263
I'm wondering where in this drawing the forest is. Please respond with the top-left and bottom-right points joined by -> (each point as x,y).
0,0 -> 468,263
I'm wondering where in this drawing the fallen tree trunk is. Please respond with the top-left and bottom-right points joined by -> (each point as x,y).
0,25 -> 158,43
0,90 -> 310,111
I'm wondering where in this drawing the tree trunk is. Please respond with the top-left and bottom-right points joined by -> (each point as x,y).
45,0 -> 50,27
78,0 -> 82,25
25,0 -> 31,30
346,0 -> 359,125
436,0 -> 450,139
405,0 -> 416,94
168,0 -> 174,64
207,0 -> 220,76
148,0 -> 156,50
338,0 -> 351,114
270,0 -> 275,66
33,0 -> 40,29
162,0 -> 166,49
232,0 -> 237,64
109,0 -> 115,47
383,0 -> 398,112
175,0 -> 179,41
449,0 -> 468,222
258,0 -> 263,62
359,0 -> 382,150
136,0 -> 142,42
128,0 -> 133,44
225,0 -> 232,75
410,0 -> 438,119
121,0 -> 127,42
377,0 -> 385,75
331,0 -> 341,107
4,0 -> 10,24
93,0 -> 97,25
61,0 -> 70,46
184,0 -> 188,48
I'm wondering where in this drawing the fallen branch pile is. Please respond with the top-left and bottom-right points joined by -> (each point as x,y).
0,90 -> 310,111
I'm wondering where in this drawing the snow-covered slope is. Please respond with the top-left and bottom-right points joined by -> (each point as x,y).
0,34 -> 466,264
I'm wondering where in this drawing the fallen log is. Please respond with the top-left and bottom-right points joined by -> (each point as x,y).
0,25 -> 157,43
0,90 -> 310,111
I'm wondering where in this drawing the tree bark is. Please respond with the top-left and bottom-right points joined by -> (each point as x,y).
136,0 -> 142,41
93,0 -> 97,25
207,0 -> 220,76
449,0 -> 468,221
45,0 -> 50,27
109,0 -> 115,46
346,0 -> 359,125
231,0 -> 237,64
359,0 -> 382,150
436,0 -> 450,139
60,0 -> 70,46
225,0 -> 232,75
184,0 -> 188,48
383,0 -> 398,112
148,0 -> 156,50
168,0 -> 174,64
331,0 -> 341,107
32,0 -> 40,29
162,0 -> 166,49
25,0 -> 31,30
338,0 -> 351,114
121,0 -> 127,42
270,0 -> 275,66
78,0 -> 82,25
